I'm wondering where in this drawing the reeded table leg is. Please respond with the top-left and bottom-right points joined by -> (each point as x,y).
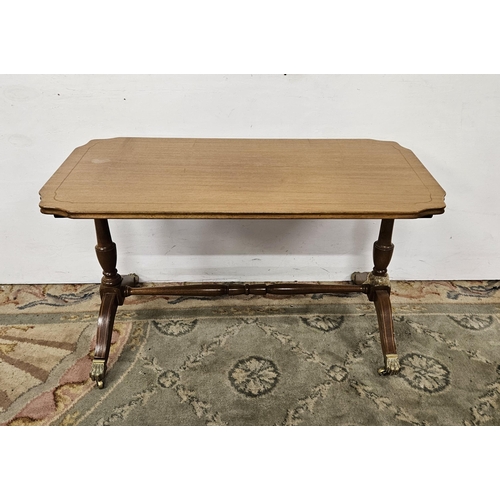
373,289 -> 399,375
365,219 -> 400,375
90,219 -> 138,388
91,293 -> 119,388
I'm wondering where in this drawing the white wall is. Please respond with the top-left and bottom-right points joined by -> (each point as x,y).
1,74 -> 499,284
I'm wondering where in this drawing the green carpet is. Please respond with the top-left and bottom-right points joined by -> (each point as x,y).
1,281 -> 499,425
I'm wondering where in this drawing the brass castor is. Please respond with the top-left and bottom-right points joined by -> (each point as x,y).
377,354 -> 400,376
90,359 -> 106,389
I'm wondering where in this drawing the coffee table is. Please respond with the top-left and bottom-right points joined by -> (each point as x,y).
39,138 -> 446,388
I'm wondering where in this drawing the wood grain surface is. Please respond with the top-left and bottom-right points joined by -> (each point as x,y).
39,138 -> 446,219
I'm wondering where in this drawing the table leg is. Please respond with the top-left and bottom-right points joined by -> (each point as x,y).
91,292 -> 119,388
90,220 -> 138,388
366,219 -> 400,375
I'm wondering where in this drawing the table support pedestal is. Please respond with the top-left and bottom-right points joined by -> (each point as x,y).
89,218 -> 400,388
90,220 -> 138,388
365,219 -> 400,375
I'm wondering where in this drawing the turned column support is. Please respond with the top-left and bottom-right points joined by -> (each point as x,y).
94,219 -> 122,287
364,219 -> 394,290
372,218 -> 394,277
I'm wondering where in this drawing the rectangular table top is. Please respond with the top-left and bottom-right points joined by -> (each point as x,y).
39,138 -> 446,219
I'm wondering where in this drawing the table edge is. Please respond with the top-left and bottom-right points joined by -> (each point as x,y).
39,205 -> 446,219
39,138 -> 446,220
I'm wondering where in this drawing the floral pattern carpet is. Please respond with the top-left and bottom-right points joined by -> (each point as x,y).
1,280 -> 499,426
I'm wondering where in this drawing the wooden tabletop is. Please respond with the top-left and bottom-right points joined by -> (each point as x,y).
39,138 -> 446,219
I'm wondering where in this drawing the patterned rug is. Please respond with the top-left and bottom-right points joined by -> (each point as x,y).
1,281 -> 499,426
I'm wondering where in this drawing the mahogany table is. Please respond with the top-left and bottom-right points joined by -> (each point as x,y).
39,138 -> 446,388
